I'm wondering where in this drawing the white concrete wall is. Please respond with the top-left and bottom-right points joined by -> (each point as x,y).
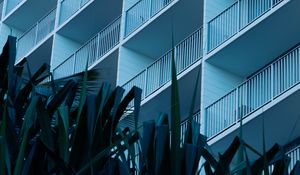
117,46 -> 155,85
50,34 -> 81,70
202,61 -> 243,108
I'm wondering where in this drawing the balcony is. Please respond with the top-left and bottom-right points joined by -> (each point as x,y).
122,27 -> 203,101
5,0 -> 24,16
124,0 -> 176,37
3,0 -> 56,31
58,0 -> 91,25
15,8 -> 56,63
207,0 -> 285,52
53,16 -> 121,79
205,46 -> 300,139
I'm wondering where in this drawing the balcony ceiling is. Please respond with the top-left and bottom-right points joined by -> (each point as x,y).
57,0 -> 122,44
207,0 -> 300,78
123,0 -> 203,60
3,0 -> 57,32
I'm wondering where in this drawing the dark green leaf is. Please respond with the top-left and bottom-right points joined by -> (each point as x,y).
36,99 -> 54,151
183,144 -> 198,175
204,161 -> 213,175
170,48 -> 181,175
215,136 -> 240,174
141,120 -> 155,174
155,124 -> 170,175
47,80 -> 76,115
251,144 -> 280,174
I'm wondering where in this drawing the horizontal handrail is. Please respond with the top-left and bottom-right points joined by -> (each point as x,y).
53,16 -> 121,79
207,0 -> 286,52
16,8 -> 56,62
124,0 -> 175,37
122,27 -> 203,102
205,44 -> 300,138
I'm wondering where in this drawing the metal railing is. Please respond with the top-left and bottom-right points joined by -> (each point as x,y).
122,27 -> 203,101
180,111 -> 201,145
5,0 -> 24,16
53,16 -> 121,79
287,145 -> 300,173
208,0 -> 285,52
16,8 -> 56,62
205,45 -> 300,138
59,0 -> 91,25
125,0 -> 174,37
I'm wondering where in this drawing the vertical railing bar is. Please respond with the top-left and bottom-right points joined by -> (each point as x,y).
235,87 -> 239,123
144,68 -> 148,99
34,21 -> 38,45
73,54 -> 76,75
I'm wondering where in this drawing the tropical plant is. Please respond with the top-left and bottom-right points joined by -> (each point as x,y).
0,36 -> 142,175
1,34 -> 300,175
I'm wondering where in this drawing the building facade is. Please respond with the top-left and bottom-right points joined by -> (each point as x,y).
0,0 -> 299,172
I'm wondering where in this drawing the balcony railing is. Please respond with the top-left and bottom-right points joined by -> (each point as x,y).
207,0 -> 285,52
180,111 -> 201,145
5,0 -> 24,16
125,0 -> 174,37
53,16 -> 121,79
16,8 -> 56,62
59,0 -> 91,25
205,44 -> 300,138
122,27 -> 203,101
286,145 -> 300,173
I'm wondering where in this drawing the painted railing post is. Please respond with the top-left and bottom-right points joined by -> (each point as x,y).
124,11 -> 128,37
73,53 -> 76,75
271,0 -> 273,8
144,68 -> 148,99
78,0 -> 81,9
235,88 -> 239,124
96,33 -> 100,59
204,109 -> 207,136
34,21 -> 39,45
174,45 -> 177,73
299,48 -> 300,84
149,0 -> 152,18
270,64 -> 274,101
207,21 -> 210,52
238,0 -> 240,31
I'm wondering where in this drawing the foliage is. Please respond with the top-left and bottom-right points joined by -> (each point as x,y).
0,36 -> 142,175
1,35 -> 300,175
